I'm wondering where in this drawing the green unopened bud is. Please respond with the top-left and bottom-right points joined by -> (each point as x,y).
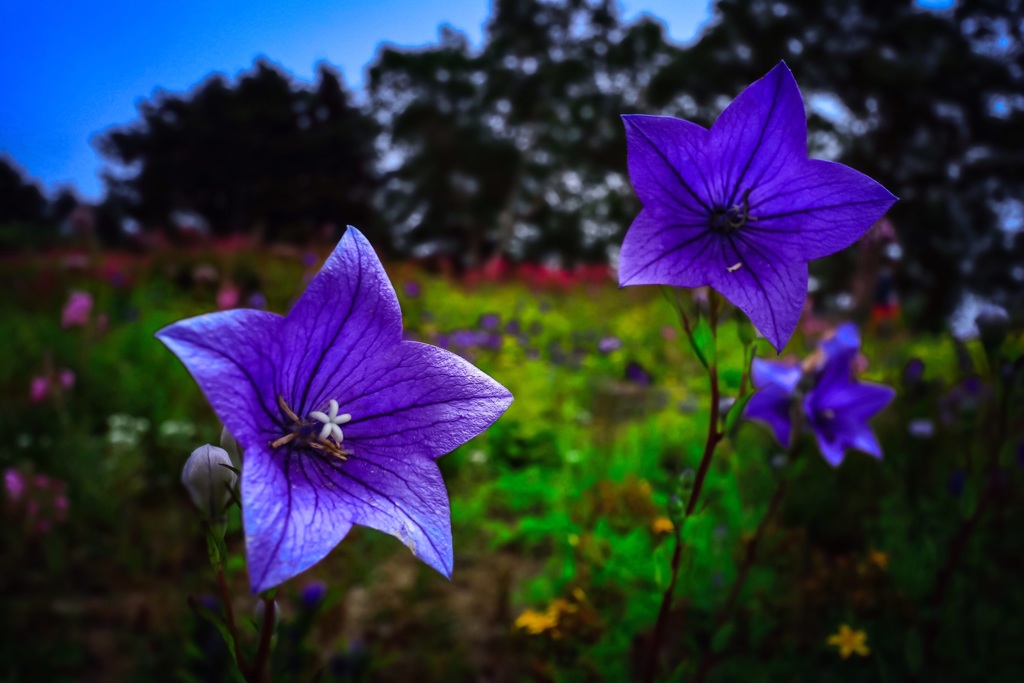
667,494 -> 685,525
182,444 -> 237,522
676,468 -> 696,497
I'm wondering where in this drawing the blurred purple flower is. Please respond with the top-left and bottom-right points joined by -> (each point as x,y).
598,336 -> 622,354
4,469 -> 26,502
300,580 -> 328,608
903,358 -> 925,387
907,418 -> 935,439
744,358 -> 802,448
248,292 -> 268,310
625,361 -> 652,386
403,280 -> 421,298
30,377 -> 48,403
618,62 -> 896,351
803,347 -> 895,467
478,313 -> 500,330
58,368 -> 75,390
61,290 -> 93,328
157,228 -> 512,591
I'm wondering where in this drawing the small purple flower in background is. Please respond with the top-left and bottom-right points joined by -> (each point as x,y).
803,346 -> 895,467
216,285 -> 240,310
157,228 -> 512,591
300,580 -> 328,608
903,358 -> 925,387
248,292 -> 268,310
745,324 -> 894,466
403,280 -> 421,298
744,358 -> 802,448
30,376 -> 49,403
4,469 -> 26,503
625,361 -> 653,386
598,336 -> 622,354
58,368 -> 75,391
61,290 -> 93,328
618,62 -> 896,351
478,313 -> 501,331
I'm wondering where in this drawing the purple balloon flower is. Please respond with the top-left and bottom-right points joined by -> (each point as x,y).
157,228 -> 513,591
803,346 -> 895,467
744,358 -> 803,448
618,62 -> 897,351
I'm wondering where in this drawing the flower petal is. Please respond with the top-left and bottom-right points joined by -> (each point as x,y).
751,357 -> 802,392
708,234 -> 808,352
243,443 -> 355,592
622,114 -> 714,217
618,208 -> 718,287
281,226 -> 403,417
744,384 -> 796,448
745,159 -> 897,261
156,309 -> 284,444
312,449 -> 454,577
708,62 -> 807,209
341,341 -> 513,461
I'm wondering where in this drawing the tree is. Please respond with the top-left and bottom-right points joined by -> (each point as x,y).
96,60 -> 380,244
369,0 -> 674,267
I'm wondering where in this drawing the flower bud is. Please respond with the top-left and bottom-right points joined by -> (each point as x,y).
182,444 -> 237,521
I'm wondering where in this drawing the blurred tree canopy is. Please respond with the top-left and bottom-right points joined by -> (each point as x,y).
95,61 -> 380,245
0,0 -> 1013,322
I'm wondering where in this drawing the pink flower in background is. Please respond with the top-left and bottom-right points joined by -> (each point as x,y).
30,376 -> 49,403
4,469 -> 26,503
58,368 -> 75,390
3,468 -> 69,536
216,284 -> 240,310
61,290 -> 93,328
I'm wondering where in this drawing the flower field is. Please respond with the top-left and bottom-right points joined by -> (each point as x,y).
2,242 -> 1021,682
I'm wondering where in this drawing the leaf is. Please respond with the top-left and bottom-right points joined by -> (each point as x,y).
724,391 -> 756,436
688,317 -> 716,370
711,621 -> 736,654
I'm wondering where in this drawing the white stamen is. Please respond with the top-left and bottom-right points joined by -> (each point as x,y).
726,262 -> 743,273
310,400 -> 353,444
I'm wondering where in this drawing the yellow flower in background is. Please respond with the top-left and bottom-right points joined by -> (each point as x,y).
828,624 -> 870,658
515,608 -> 558,635
869,549 -> 889,570
651,517 -> 674,534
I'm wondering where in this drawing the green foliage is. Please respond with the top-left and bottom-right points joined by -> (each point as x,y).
1,246 -> 1022,681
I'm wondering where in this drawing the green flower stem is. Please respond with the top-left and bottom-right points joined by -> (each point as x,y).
694,478 -> 787,683
645,289 -> 725,683
215,567 -> 250,679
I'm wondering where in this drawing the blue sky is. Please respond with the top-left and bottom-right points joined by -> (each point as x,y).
0,0 -> 712,200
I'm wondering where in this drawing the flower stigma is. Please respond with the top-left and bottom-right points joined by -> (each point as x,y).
709,188 -> 756,234
270,395 -> 351,460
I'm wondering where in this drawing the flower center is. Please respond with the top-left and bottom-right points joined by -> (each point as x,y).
709,188 -> 756,234
270,395 -> 351,460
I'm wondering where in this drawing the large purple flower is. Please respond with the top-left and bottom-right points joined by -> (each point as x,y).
619,62 -> 897,351
157,228 -> 513,591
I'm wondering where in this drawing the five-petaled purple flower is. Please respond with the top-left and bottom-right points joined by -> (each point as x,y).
745,323 -> 894,466
618,62 -> 897,351
157,228 -> 513,591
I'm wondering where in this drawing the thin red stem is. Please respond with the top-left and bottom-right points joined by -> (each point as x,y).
252,596 -> 276,682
